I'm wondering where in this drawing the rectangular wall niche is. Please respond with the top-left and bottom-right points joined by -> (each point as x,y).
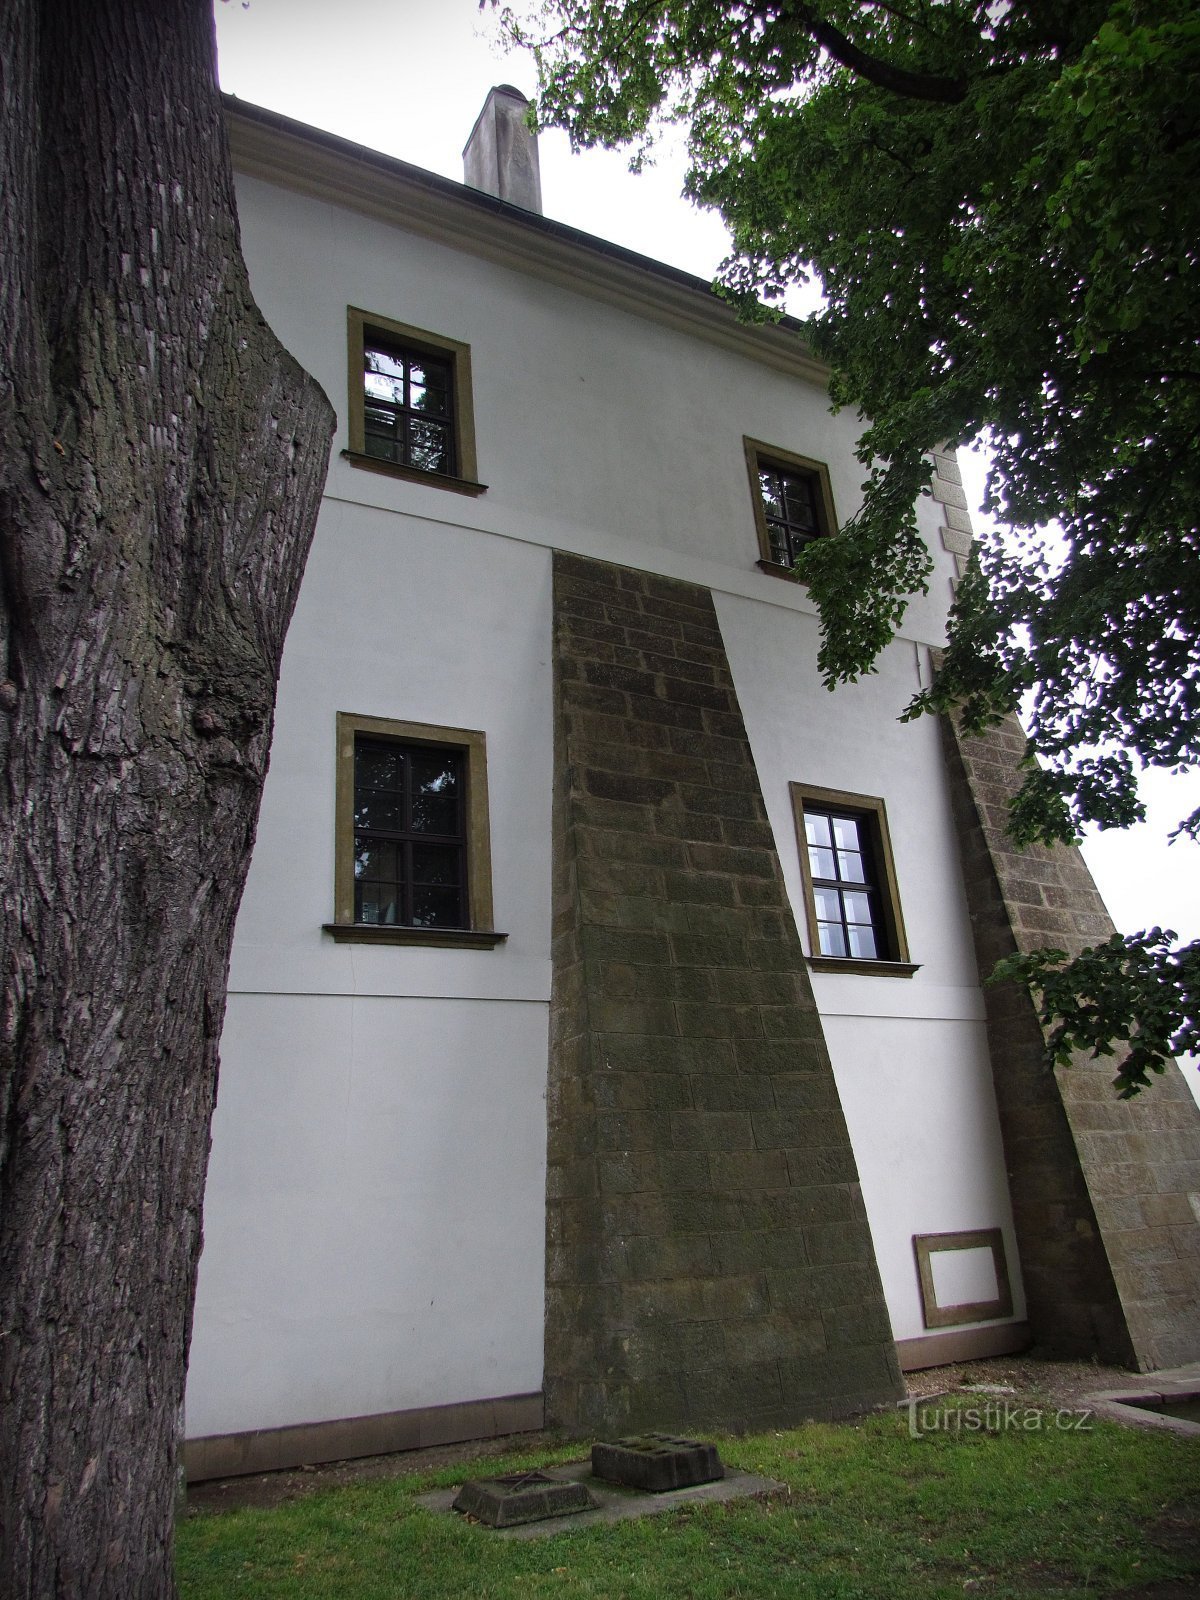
914,1229 -> 1014,1329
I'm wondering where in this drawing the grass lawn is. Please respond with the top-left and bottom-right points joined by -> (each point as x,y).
177,1404 -> 1199,1599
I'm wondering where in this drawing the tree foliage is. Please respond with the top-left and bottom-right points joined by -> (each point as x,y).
503,0 -> 1200,1088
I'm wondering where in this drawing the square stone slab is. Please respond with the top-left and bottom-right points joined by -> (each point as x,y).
591,1433 -> 724,1492
451,1469 -> 595,1528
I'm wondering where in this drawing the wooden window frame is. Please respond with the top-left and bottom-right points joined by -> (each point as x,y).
343,307 -> 486,497
324,713 -> 504,949
790,783 -> 918,976
914,1229 -> 1014,1329
744,437 -> 837,577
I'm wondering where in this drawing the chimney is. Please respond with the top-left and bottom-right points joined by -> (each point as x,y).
463,85 -> 543,214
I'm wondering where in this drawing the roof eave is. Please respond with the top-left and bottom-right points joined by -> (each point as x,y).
223,97 -> 830,388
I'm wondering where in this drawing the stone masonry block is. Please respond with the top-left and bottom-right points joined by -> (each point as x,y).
669,1110 -> 756,1151
674,1001 -> 765,1040
709,1149 -> 790,1191
942,499 -> 974,533
931,451 -> 963,485
941,526 -> 973,557
930,476 -> 969,509
597,1149 -> 711,1195
689,1074 -> 776,1113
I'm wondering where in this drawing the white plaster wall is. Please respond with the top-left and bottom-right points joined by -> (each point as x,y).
824,1016 -> 1024,1342
187,994 -> 548,1437
227,505 -> 555,996
715,590 -> 1025,1341
187,512 -> 555,1438
231,171 -> 960,649
189,163 -> 1013,1441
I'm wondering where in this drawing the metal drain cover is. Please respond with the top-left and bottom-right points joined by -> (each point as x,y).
452,1470 -> 595,1528
591,1433 -> 725,1492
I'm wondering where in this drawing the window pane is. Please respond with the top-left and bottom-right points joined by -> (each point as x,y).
831,816 -> 862,851
409,419 -> 449,473
410,750 -> 460,832
365,346 -> 407,381
758,470 -> 784,519
813,886 -> 842,924
848,923 -> 878,958
808,844 -> 837,880
837,850 -> 867,884
365,372 -> 405,406
356,884 -> 399,925
364,347 -> 407,403
781,474 -> 817,529
411,885 -> 463,928
843,890 -> 873,925
817,922 -> 847,957
355,742 -> 404,792
354,791 -> 403,832
364,403 -> 400,444
766,524 -> 792,565
804,812 -> 832,848
354,840 -> 399,882
410,363 -> 450,417
411,843 -> 461,886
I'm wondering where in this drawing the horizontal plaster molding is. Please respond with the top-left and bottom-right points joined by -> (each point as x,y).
319,486 -> 954,657
226,941 -> 553,1003
809,979 -> 989,1023
226,104 -> 830,387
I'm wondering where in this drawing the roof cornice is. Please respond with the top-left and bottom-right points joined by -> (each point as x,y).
223,98 -> 830,388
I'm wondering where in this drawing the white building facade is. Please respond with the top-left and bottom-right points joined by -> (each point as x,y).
183,93 -> 1200,1478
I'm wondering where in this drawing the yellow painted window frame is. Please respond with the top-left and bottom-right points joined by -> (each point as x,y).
744,436 -> 837,577
914,1229 -> 1015,1329
789,782 -> 917,976
325,712 -> 504,949
344,307 -> 486,497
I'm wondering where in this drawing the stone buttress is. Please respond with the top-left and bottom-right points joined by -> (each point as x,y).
545,552 -> 903,1433
942,709 -> 1200,1371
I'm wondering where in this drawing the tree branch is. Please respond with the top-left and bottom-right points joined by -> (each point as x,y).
776,0 -> 969,103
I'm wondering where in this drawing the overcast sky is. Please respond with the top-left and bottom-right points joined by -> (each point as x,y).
214,0 -> 1200,967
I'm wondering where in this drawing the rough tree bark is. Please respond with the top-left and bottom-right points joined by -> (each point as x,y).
0,2 -> 334,1594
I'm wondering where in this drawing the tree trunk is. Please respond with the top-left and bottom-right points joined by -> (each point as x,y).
0,3 -> 335,1594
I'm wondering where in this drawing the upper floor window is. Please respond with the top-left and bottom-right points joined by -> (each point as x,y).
363,343 -> 456,476
745,438 -> 836,575
344,308 -> 485,497
325,713 -> 504,949
353,735 -> 466,930
790,784 -> 917,976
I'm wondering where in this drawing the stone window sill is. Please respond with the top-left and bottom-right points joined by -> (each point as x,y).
341,449 -> 488,498
323,923 -> 507,950
806,957 -> 921,978
756,558 -> 806,583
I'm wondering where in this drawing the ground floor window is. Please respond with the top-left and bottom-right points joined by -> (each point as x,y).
790,783 -> 916,975
326,713 -> 503,948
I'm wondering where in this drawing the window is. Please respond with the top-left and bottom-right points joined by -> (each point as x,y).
790,784 -> 916,975
744,437 -> 836,574
344,308 -> 484,495
326,714 -> 504,948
